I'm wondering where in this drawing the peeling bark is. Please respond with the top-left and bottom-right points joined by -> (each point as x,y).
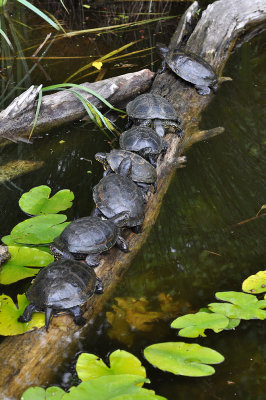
0,1 -> 265,399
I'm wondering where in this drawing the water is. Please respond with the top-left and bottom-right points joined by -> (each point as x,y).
0,1 -> 265,399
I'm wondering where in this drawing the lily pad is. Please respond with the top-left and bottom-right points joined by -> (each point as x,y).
1,235 -> 50,253
76,350 -> 146,382
0,246 -> 54,285
19,185 -> 74,215
198,307 -> 240,330
171,312 -> 229,337
0,294 -> 45,335
144,342 -> 224,377
21,386 -> 65,400
62,375 -> 165,400
208,291 -> 266,320
242,270 -> 266,294
10,214 -> 69,245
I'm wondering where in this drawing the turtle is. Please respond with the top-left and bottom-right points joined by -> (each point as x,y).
92,157 -> 145,233
126,93 -> 183,138
95,149 -> 157,194
50,212 -> 129,268
156,43 -> 218,95
18,259 -> 103,331
119,126 -> 168,167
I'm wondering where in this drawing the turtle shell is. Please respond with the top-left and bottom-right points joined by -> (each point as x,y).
106,149 -> 157,184
93,174 -> 145,227
26,260 -> 96,310
126,93 -> 178,121
119,126 -> 164,156
165,50 -> 217,87
53,216 -> 118,255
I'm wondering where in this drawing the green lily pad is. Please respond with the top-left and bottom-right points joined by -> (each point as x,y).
0,246 -> 54,285
144,342 -> 224,377
19,185 -> 74,215
76,350 -> 146,382
208,291 -> 266,320
0,294 -> 45,335
10,214 -> 69,245
198,308 -> 240,330
242,270 -> 266,294
62,375 -> 165,400
21,386 -> 65,400
171,312 -> 229,338
1,236 -> 50,253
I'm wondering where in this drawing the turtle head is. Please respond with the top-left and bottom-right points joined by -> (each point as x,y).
110,211 -> 130,227
156,43 -> 169,58
95,152 -> 108,169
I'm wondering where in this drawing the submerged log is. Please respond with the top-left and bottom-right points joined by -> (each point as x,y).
0,69 -> 154,143
0,1 -> 265,399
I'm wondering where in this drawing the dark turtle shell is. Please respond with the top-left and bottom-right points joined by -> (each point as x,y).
53,216 -> 119,255
106,149 -> 157,184
119,126 -> 164,156
26,260 -> 96,310
164,49 -> 217,89
126,93 -> 178,121
93,174 -> 145,227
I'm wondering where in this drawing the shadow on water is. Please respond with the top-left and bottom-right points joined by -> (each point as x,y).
0,1 -> 265,399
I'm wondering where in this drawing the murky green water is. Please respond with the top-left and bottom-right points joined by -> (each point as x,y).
0,1 -> 265,399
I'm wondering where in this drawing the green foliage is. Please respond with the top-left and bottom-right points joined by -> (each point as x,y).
21,386 -> 65,400
10,214 -> 69,245
77,350 -> 146,382
0,294 -> 45,335
0,246 -> 53,284
144,342 -> 224,377
16,0 -> 60,30
63,375 -> 163,400
21,375 -> 165,400
208,291 -> 266,320
242,270 -> 266,294
19,185 -> 74,215
171,311 -> 229,338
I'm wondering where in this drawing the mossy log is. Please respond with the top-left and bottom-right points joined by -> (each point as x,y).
0,1 -> 265,399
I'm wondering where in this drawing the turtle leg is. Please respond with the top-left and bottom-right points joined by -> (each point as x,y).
103,166 -> 112,177
153,181 -> 157,193
125,118 -> 133,130
85,253 -> 100,267
147,154 -> 157,168
50,245 -> 75,261
18,303 -> 39,323
95,277 -> 104,294
69,305 -> 86,326
45,307 -> 54,331
157,60 -> 166,74
153,119 -> 165,137
116,235 -> 129,252
195,85 -> 211,95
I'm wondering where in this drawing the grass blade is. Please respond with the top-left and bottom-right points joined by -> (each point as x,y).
16,0 -> 60,30
28,88 -> 43,141
0,28 -> 14,51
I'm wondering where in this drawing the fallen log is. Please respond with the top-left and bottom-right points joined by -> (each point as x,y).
0,69 -> 154,143
0,1 -> 265,399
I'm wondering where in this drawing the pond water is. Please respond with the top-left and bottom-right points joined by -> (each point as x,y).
0,1 -> 265,399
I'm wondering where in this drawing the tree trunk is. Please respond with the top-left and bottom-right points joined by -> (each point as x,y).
0,1 -> 265,399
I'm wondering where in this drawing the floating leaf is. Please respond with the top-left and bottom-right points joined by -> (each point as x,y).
208,291 -> 266,320
242,270 -> 266,294
19,185 -> 74,215
21,386 -> 65,400
10,214 -> 69,245
62,375 -> 165,400
0,294 -> 45,335
198,308 -> 240,330
144,342 -> 224,377
171,312 -> 229,338
0,246 -> 53,285
92,61 -> 103,70
76,350 -> 146,382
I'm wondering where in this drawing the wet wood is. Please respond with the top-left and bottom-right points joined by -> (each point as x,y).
0,1 -> 265,399
0,69 -> 154,143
